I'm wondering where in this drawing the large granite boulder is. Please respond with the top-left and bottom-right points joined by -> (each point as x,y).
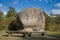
17,8 -> 45,31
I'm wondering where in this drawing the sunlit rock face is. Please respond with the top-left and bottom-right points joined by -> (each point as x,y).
17,8 -> 45,31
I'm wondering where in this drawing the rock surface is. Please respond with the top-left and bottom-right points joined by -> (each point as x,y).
17,8 -> 45,31
21,28 -> 33,32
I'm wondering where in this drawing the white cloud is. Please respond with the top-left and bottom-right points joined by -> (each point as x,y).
3,11 -> 7,15
51,9 -> 60,14
55,3 -> 60,8
38,0 -> 48,2
12,0 -> 19,4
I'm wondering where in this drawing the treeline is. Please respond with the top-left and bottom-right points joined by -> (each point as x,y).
45,13 -> 60,32
0,7 -> 18,31
0,7 -> 60,32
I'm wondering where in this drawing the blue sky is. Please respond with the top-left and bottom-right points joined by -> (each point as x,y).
0,0 -> 60,15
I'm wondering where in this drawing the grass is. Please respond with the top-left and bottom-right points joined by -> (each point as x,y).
46,31 -> 60,40
46,31 -> 60,35
0,30 -> 60,40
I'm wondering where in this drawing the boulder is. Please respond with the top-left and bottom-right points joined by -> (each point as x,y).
17,8 -> 45,31
21,28 -> 33,32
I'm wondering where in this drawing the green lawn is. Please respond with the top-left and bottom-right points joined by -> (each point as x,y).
46,31 -> 60,40
0,30 -> 60,40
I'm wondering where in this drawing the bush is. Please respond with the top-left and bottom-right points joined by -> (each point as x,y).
8,20 -> 24,31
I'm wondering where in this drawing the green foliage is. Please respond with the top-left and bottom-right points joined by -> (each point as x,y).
0,7 -> 17,30
0,7 -> 60,32
0,11 -> 4,30
0,11 -> 3,22
5,7 -> 17,30
55,16 -> 60,24
44,11 -> 60,31
8,20 -> 24,31
43,11 -> 49,30
6,7 -> 17,17
45,13 -> 60,31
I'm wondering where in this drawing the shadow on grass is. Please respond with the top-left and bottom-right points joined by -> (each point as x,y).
27,36 -> 59,40
2,34 -> 60,40
46,34 -> 60,39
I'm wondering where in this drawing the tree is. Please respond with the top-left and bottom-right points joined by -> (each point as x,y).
4,7 -> 17,30
54,15 -> 60,31
6,7 -> 17,17
0,10 -> 4,30
5,7 -> 17,23
43,11 -> 50,31
0,11 -> 3,22
44,12 -> 57,31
